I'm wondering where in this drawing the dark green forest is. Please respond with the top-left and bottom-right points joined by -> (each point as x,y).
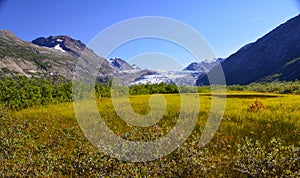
1,76 -> 300,109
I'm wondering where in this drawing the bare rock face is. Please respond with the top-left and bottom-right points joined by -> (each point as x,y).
197,14 -> 300,85
32,35 -> 86,57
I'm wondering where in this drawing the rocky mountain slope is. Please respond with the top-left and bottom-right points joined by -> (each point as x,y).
109,58 -> 138,71
183,58 -> 225,72
0,31 -> 113,81
197,14 -> 300,85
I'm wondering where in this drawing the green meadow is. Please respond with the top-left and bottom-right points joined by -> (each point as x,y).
0,91 -> 299,177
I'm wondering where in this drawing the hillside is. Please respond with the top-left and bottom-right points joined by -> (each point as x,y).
197,14 -> 300,85
0,30 -> 113,81
183,58 -> 225,72
109,58 -> 138,71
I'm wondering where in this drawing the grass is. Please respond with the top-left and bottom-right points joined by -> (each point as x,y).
0,92 -> 299,176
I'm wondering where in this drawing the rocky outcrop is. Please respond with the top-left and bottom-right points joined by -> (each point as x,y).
32,35 -> 86,57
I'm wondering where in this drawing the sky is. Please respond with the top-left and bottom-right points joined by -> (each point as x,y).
0,0 -> 299,68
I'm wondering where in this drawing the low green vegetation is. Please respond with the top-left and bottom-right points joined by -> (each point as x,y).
0,77 -> 73,109
228,80 -> 300,94
3,76 -> 300,110
0,77 -> 299,176
0,88 -> 299,176
0,77 -> 111,109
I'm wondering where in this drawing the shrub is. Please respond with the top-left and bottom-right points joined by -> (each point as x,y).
234,137 -> 299,177
248,99 -> 265,112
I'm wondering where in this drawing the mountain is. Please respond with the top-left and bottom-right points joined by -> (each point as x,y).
108,58 -> 138,71
106,57 -> 201,86
32,35 -> 86,57
4,14 -> 300,86
183,58 -> 225,72
132,64 -> 141,70
197,14 -> 300,85
0,30 -> 201,86
0,31 -> 113,81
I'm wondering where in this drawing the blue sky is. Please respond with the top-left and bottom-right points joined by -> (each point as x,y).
0,0 -> 299,68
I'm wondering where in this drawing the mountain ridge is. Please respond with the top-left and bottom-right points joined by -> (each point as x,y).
197,14 -> 300,85
183,58 -> 225,72
1,14 -> 300,86
0,30 -> 113,80
32,35 -> 86,57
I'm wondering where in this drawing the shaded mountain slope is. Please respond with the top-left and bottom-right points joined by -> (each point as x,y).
197,14 -> 300,85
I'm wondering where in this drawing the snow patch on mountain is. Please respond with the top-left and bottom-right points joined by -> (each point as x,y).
53,44 -> 65,52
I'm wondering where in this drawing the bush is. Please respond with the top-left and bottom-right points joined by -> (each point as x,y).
248,99 -> 265,112
234,137 -> 299,177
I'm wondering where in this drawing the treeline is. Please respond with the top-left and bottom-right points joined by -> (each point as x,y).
129,81 -> 300,95
1,76 -> 300,109
0,77 -> 110,109
0,77 -> 71,109
128,83 -> 212,95
0,77 -> 209,109
129,83 -> 179,95
228,81 -> 300,94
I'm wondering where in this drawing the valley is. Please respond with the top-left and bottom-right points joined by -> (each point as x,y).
0,3 -> 299,176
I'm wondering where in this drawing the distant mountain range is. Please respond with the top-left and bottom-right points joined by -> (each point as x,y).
197,14 -> 300,85
0,31 -> 206,85
183,58 -> 225,72
1,14 -> 300,86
